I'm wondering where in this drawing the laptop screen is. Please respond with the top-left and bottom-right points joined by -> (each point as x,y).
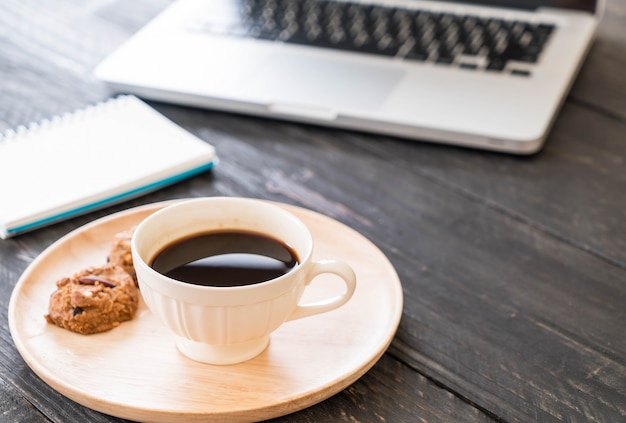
438,0 -> 597,12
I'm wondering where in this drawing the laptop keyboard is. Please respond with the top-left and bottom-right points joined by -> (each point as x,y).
199,0 -> 556,76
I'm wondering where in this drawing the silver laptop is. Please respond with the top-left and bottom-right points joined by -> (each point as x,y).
94,0 -> 603,154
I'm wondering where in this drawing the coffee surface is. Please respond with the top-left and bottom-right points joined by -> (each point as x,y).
150,231 -> 299,286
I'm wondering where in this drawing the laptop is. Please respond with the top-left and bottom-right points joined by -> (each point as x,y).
94,0 -> 603,154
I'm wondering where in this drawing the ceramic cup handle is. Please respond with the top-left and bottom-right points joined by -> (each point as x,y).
287,260 -> 356,321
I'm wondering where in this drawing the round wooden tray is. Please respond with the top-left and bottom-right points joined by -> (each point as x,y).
9,200 -> 403,422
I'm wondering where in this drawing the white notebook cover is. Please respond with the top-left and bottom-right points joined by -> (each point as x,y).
0,95 -> 217,238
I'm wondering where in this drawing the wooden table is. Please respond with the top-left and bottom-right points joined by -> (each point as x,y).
1,1 -> 624,422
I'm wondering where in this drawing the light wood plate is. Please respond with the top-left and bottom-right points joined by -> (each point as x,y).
9,200 -> 403,423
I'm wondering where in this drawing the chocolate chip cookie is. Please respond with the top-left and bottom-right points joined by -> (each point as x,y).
45,264 -> 139,335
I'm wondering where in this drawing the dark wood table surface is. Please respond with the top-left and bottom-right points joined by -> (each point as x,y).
1,1 -> 625,422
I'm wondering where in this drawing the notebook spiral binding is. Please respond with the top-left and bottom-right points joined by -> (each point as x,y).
0,96 -> 131,142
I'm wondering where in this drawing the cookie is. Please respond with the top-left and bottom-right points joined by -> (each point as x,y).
108,227 -> 137,286
45,264 -> 139,335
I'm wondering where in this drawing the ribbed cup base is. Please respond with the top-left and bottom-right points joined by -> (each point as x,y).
175,336 -> 270,365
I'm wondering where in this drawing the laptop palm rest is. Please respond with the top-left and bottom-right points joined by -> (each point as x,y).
237,53 -> 404,118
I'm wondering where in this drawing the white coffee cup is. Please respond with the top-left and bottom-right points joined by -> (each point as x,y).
131,197 -> 357,365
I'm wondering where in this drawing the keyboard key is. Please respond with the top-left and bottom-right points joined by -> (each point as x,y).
435,45 -> 455,63
511,69 -> 531,76
486,57 -> 506,71
459,62 -> 478,70
405,42 -> 429,61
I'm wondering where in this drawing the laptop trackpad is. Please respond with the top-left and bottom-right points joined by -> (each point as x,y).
238,53 -> 403,114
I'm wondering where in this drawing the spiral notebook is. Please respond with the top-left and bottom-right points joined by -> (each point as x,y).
0,95 -> 217,239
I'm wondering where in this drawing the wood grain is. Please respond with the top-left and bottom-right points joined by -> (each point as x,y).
571,0 -> 626,120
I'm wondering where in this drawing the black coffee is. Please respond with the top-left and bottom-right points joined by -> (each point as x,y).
150,230 -> 299,287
